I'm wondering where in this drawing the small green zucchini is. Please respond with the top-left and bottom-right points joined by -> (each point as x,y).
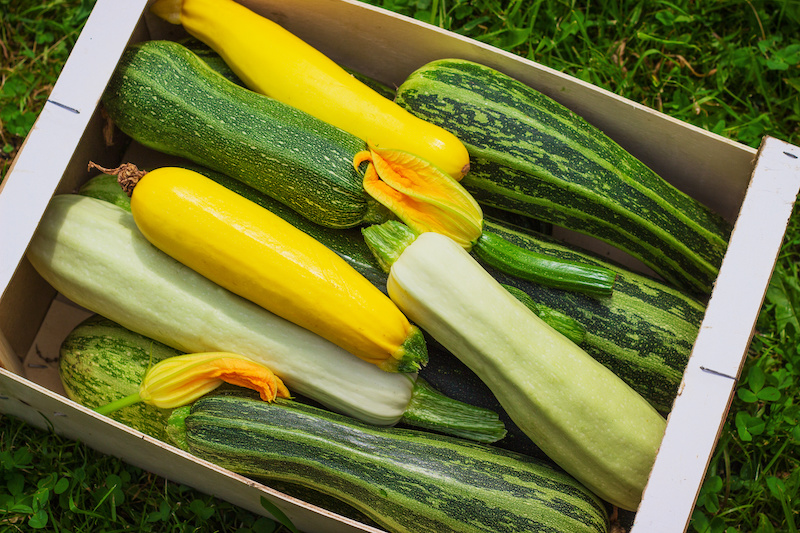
364,221 -> 667,511
170,392 -> 609,533
395,58 -> 732,295
59,314 -> 180,441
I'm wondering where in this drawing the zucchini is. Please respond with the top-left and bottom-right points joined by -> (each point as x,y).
364,221 -> 667,511
170,392 -> 609,533
150,0 -> 471,181
28,194 -> 505,442
102,39 -> 388,230
394,58 -> 732,295
182,35 -> 397,99
109,163 -> 427,373
59,314 -> 180,441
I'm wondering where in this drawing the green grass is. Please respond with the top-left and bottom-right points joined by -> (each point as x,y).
1,0 -> 799,531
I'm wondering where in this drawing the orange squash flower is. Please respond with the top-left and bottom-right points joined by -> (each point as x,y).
95,352 -> 290,415
354,146 -> 483,249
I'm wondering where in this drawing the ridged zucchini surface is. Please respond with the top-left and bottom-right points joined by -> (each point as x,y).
101,39 -> 388,229
59,314 -> 180,440
172,392 -> 609,533
395,58 -> 732,295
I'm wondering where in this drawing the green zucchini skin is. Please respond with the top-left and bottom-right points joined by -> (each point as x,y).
175,392 -> 609,533
101,39 -> 389,229
59,314 -> 181,441
394,58 -> 732,295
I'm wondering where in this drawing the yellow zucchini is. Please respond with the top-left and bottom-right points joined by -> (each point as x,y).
113,164 -> 428,373
150,0 -> 471,180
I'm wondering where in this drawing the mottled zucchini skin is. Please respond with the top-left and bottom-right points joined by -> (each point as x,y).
59,315 -> 181,440
101,39 -> 389,230
176,392 -> 609,533
395,58 -> 732,296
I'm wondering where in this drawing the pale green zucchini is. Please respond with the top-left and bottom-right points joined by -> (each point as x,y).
28,194 -> 504,442
364,221 -> 667,511
482,218 -> 705,414
170,392 -> 609,533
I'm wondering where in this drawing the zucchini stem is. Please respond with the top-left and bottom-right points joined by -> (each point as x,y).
95,392 -> 143,416
474,231 -> 617,298
363,220 -> 616,298
401,377 -> 507,443
362,220 -> 417,271
87,161 -> 147,196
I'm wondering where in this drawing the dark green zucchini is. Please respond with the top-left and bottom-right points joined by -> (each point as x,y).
394,58 -> 733,295
102,39 -> 389,230
170,392 -> 609,533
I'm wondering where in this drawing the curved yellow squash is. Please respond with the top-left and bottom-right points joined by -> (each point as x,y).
129,166 -> 427,373
151,0 -> 471,180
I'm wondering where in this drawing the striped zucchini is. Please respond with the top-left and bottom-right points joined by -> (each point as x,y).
395,58 -> 732,295
59,314 -> 181,441
101,39 -> 388,229
170,392 -> 609,533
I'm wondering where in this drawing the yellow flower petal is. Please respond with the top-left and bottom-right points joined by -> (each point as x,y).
355,147 -> 483,249
139,352 -> 290,409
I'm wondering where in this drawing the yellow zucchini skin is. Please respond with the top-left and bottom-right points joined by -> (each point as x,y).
131,167 -> 427,373
150,0 -> 471,180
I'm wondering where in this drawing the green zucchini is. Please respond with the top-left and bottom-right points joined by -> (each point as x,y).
59,314 -> 180,441
364,221 -> 667,511
170,392 -> 609,533
394,58 -> 732,295
101,39 -> 388,229
28,194 -> 506,442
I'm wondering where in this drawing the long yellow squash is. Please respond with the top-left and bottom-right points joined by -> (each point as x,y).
150,0 -> 471,181
118,165 -> 427,373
